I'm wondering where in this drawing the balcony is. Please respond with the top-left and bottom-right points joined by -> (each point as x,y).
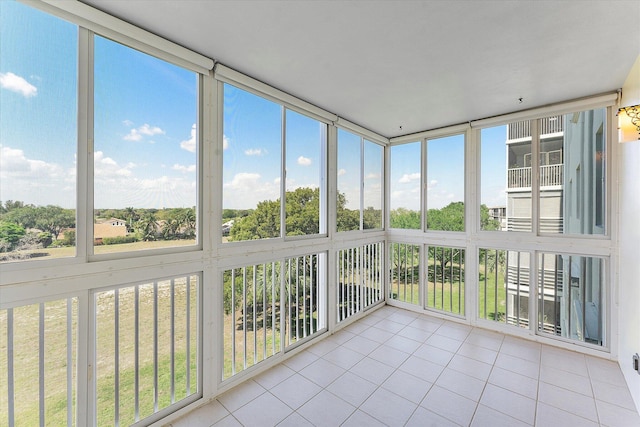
508,164 -> 564,189
508,116 -> 564,141
172,305 -> 639,427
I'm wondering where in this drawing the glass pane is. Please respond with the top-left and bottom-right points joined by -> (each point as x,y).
93,36 -> 197,254
539,110 -> 606,235
1,2 -> 77,262
336,129 -> 361,232
363,141 -> 383,229
285,110 -> 326,237
481,124 -> 532,231
389,142 -> 421,229
222,84 -> 282,242
478,248 -> 530,328
426,134 -> 465,231
538,254 -> 603,346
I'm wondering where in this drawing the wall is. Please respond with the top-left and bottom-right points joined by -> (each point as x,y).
618,54 -> 640,412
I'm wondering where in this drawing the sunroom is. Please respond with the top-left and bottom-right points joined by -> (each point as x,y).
1,1 -> 639,426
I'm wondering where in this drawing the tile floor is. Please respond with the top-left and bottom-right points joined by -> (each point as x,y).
170,306 -> 640,427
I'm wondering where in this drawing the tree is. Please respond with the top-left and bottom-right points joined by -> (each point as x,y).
285,187 -> 320,236
426,201 -> 464,231
231,188 -> 359,240
336,192 -> 359,232
179,207 -> 196,238
2,200 -> 25,213
230,199 -> 281,241
363,206 -> 381,229
123,207 -> 139,232
135,213 -> 159,241
390,208 -> 420,229
2,205 -> 38,229
0,221 -> 26,252
34,205 -> 75,240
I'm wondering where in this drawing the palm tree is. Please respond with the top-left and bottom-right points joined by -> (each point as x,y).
135,213 -> 158,241
124,207 -> 139,232
180,208 -> 196,238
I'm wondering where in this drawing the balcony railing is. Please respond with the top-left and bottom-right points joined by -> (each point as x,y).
508,164 -> 563,188
508,115 -> 564,140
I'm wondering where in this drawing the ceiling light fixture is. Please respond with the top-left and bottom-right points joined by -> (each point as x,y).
618,105 -> 640,143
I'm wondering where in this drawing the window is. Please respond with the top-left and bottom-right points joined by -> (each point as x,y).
389,142 -> 421,230
481,123 -> 532,232
337,129 -> 361,232
337,131 -> 383,231
539,109 -> 606,235
222,84 -> 328,241
426,134 -> 465,231
93,36 -> 198,254
363,140 -> 383,230
284,110 -> 327,237
0,2 -> 78,262
222,84 -> 282,241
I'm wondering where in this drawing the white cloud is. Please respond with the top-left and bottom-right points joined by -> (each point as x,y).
0,145 -> 63,178
365,173 -> 380,180
244,148 -> 266,156
180,124 -> 196,152
172,163 -> 196,173
124,129 -> 143,141
0,72 -> 37,97
223,172 -> 280,209
223,135 -> 230,150
338,168 -> 347,176
138,124 -> 164,136
94,151 -> 134,178
225,172 -> 262,190
399,172 -> 420,183
0,145 -> 73,206
297,156 -> 312,166
125,123 -> 165,142
122,119 -> 133,127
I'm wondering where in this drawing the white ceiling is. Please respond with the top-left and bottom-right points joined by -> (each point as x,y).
81,0 -> 640,138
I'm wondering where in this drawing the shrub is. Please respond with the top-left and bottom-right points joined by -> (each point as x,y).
102,235 -> 138,245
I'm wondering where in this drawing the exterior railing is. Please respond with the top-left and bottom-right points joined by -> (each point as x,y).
426,246 -> 465,316
507,164 -> 563,188
1,274 -> 201,427
337,242 -> 384,323
507,167 -> 532,188
540,164 -> 563,187
508,115 -> 564,140
388,242 -> 420,306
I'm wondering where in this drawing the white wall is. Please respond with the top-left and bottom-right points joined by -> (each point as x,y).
618,54 -> 640,412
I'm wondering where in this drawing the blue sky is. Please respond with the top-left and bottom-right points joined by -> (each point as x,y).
1,1 -> 508,213
1,1 -> 197,210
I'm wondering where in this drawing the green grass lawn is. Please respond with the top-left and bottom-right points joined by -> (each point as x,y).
7,239 -> 197,262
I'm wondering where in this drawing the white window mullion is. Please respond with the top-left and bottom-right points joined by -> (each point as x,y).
530,119 -> 540,335
421,138 -> 428,231
360,137 -> 365,230
281,107 -> 287,238
77,27 -> 93,260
